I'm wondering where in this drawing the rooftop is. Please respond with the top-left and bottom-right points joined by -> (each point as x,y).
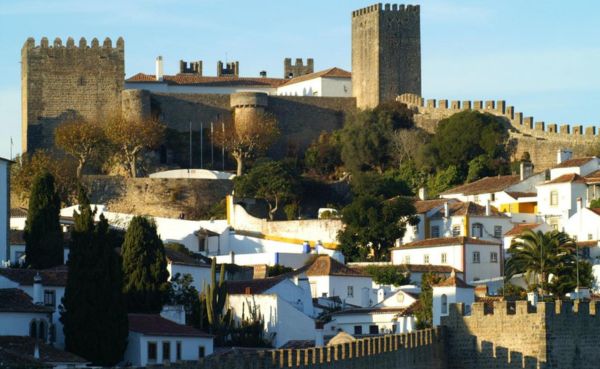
440,175 -> 521,196
330,302 -> 419,316
165,248 -> 210,267
128,314 -> 213,337
433,271 -> 473,289
225,276 -> 285,295
282,67 -> 351,85
126,73 -> 287,87
306,256 -> 369,278
429,201 -> 506,218
543,173 -> 586,185
413,199 -> 452,214
0,266 -> 68,287
0,289 -> 54,313
393,237 -> 501,250
505,223 -> 542,236
553,157 -> 596,169
0,336 -> 87,365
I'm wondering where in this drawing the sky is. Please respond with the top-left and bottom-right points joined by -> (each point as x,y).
1,0 -> 600,159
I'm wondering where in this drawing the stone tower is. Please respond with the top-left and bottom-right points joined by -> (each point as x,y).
283,58 -> 314,78
351,3 -> 421,109
21,37 -> 124,152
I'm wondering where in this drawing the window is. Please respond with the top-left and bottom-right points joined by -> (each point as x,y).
441,294 -> 448,314
424,254 -> 430,264
147,342 -> 157,362
573,235 -> 578,242
494,226 -> 502,239
550,221 -> 559,231
198,346 -> 206,359
441,253 -> 447,264
354,325 -> 363,335
490,252 -> 498,263
431,225 -> 440,238
414,223 -> 419,234
322,292 -> 328,297
176,342 -> 181,361
452,225 -> 461,237
474,195 -> 479,202
472,223 -> 483,238
162,341 -> 170,362
550,191 -> 558,206
491,193 -> 496,201
347,286 -> 354,298
404,255 -> 410,264
44,290 -> 55,307
589,234 -> 594,241
369,325 -> 379,335
472,251 -> 480,264
29,320 -> 47,341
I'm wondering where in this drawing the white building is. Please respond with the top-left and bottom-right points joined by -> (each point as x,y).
165,248 -> 211,294
324,304 -> 417,337
0,267 -> 68,348
226,275 -> 316,348
564,206 -> 600,243
431,271 -> 475,326
124,314 -> 214,367
0,157 -> 12,263
391,237 -> 503,283
0,336 -> 88,368
503,223 -> 551,255
0,288 -> 53,338
402,200 -> 512,245
276,68 -> 351,97
304,256 -> 373,307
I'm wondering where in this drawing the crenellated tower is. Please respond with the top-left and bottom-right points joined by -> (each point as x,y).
21,36 -> 125,152
352,4 -> 421,109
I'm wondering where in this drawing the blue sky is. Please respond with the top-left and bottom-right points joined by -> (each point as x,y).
1,0 -> 599,159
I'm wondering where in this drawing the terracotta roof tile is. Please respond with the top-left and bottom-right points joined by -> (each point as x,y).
543,173 -> 586,185
10,208 -> 28,218
430,201 -> 506,217
126,73 -> 287,87
393,237 -> 501,250
331,301 -> 419,316
413,199 -> 450,214
0,266 -> 68,287
225,277 -> 285,295
440,175 -> 521,196
9,229 -> 25,244
306,256 -> 369,277
576,240 -> 598,248
0,336 -> 87,364
553,157 -> 596,169
0,289 -> 54,313
589,208 -> 600,216
505,191 -> 537,199
505,223 -> 542,236
584,169 -> 600,184
434,272 -> 473,288
282,67 -> 351,85
128,314 -> 213,337
165,248 -> 210,267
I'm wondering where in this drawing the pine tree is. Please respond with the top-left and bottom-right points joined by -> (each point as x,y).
122,216 -> 169,313
24,172 -> 63,268
61,187 -> 128,366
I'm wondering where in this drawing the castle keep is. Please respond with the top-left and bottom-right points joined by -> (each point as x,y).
352,4 -> 421,109
21,37 -> 124,152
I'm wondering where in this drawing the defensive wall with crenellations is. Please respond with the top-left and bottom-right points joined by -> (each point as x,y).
398,93 -> 599,170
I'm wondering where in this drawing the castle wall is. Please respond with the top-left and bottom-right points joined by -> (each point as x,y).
398,94 -> 598,170
21,37 -> 124,152
352,4 -> 421,109
442,300 -> 600,369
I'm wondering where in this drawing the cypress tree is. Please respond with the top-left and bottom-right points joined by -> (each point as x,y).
24,172 -> 63,268
61,187 -> 128,366
122,216 -> 169,313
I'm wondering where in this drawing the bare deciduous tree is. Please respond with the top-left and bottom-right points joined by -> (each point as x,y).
55,119 -> 106,178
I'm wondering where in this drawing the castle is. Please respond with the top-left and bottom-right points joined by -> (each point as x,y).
20,3 -> 597,170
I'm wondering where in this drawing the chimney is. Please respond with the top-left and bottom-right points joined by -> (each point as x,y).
527,291 -> 538,306
160,305 -> 186,325
418,187 -> 427,201
556,148 -> 573,164
33,273 -> 43,305
155,56 -> 164,81
520,161 -> 533,181
577,197 -> 583,212
485,200 -> 491,216
444,202 -> 450,218
315,322 -> 324,347
259,71 -> 267,78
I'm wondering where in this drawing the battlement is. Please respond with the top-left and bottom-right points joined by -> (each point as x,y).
217,60 -> 239,77
352,3 -> 419,17
22,36 -> 124,52
397,93 -> 599,141
284,57 -> 314,78
180,60 -> 202,75
447,301 -> 600,321
195,328 -> 444,369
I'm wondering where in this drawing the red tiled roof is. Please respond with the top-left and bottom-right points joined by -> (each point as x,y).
126,73 -> 287,87
306,256 -> 369,278
589,208 -> 600,216
165,248 -> 210,267
553,157 -> 596,169
393,237 -> 501,250
0,289 -> 53,313
430,201 -> 506,218
9,230 -> 25,244
282,67 -> 351,85
128,314 -> 213,337
225,277 -> 285,295
413,199 -> 450,214
434,272 -> 473,289
10,208 -> 28,218
584,170 -> 600,184
0,336 -> 87,364
576,240 -> 598,248
505,191 -> 537,199
543,173 -> 586,185
440,175 -> 521,196
350,264 -> 458,274
331,301 -> 419,316
0,266 -> 68,287
505,223 -> 541,236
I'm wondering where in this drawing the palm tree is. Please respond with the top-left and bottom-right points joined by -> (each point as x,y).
505,230 -> 574,296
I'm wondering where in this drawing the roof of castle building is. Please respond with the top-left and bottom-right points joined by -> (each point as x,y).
553,157 -> 596,169
282,67 -> 351,85
440,175 -> 521,196
128,314 -> 213,337
0,336 -> 87,365
126,73 -> 288,87
392,237 -> 501,250
0,266 -> 68,287
0,289 -> 53,313
543,173 -> 586,185
429,201 -> 506,218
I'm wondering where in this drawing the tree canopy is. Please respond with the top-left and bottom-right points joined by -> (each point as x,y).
55,119 -> 107,178
24,172 -> 63,268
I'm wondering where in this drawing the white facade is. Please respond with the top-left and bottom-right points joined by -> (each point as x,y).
324,310 -> 415,336
167,263 -> 212,294
123,332 -> 213,367
536,181 -> 587,230
125,81 -> 276,95
307,275 -> 373,307
149,169 -> 235,180
432,284 -> 474,326
0,311 -> 52,337
214,251 -> 313,269
277,77 -> 351,97
0,158 -> 9,262
564,207 -> 600,242
550,158 -> 599,180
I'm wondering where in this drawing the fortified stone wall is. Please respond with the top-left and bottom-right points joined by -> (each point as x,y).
21,37 -> 125,152
352,4 -> 421,109
147,328 -> 446,369
442,300 -> 600,369
398,93 -> 599,170
82,175 -> 232,219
